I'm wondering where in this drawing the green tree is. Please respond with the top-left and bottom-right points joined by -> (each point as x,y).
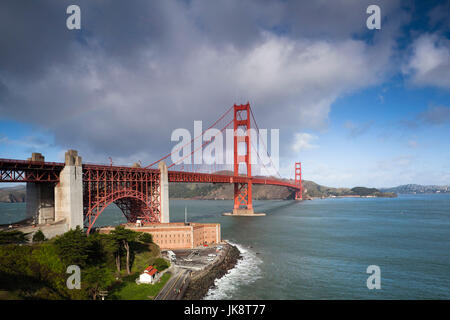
53,226 -> 91,268
351,187 -> 379,196
138,232 -> 152,244
32,230 -> 46,243
83,265 -> 115,300
85,233 -> 110,266
102,233 -> 122,273
153,257 -> 169,271
110,226 -> 138,275
30,243 -> 67,295
0,230 -> 30,244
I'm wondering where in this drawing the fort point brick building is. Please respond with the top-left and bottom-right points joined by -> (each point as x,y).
99,222 -> 221,250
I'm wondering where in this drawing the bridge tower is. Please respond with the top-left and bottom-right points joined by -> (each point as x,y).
224,103 -> 265,216
233,103 -> 253,214
295,162 -> 302,200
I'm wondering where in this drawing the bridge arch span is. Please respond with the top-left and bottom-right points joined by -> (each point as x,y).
84,188 -> 161,234
82,165 -> 162,234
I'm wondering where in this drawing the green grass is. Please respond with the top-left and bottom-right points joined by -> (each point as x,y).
130,242 -> 161,274
0,290 -> 23,300
112,272 -> 171,300
116,242 -> 162,277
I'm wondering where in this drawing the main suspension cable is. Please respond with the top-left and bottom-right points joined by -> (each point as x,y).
145,105 -> 233,168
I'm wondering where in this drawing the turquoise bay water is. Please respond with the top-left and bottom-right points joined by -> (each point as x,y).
1,194 -> 449,299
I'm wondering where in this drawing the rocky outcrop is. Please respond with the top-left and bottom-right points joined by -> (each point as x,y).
182,244 -> 241,300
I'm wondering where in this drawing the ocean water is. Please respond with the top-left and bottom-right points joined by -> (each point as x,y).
1,194 -> 449,299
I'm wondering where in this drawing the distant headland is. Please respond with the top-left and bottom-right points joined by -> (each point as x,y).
2,182 -> 448,204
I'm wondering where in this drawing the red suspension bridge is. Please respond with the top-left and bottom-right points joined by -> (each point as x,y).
0,103 -> 302,233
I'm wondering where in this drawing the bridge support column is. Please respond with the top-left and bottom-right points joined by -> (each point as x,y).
26,153 -> 55,224
295,162 -> 303,200
54,150 -> 83,230
224,103 -> 265,217
159,161 -> 170,223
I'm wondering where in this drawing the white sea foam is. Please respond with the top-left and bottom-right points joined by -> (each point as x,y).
203,241 -> 262,300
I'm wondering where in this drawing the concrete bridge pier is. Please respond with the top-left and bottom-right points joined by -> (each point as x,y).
159,161 -> 170,223
25,151 -> 170,234
54,150 -> 83,230
26,153 -> 55,224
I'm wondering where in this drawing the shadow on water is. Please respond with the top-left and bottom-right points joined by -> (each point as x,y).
254,199 -> 302,215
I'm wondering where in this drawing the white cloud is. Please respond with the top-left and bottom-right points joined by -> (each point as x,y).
403,34 -> 450,90
0,1 -> 396,166
291,132 -> 318,153
303,162 -> 355,188
1,32 -> 392,164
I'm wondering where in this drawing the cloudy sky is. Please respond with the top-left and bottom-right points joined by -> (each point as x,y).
0,0 -> 449,188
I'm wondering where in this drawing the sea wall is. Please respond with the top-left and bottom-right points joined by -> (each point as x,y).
182,243 -> 241,300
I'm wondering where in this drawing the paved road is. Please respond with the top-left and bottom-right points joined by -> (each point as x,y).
155,269 -> 189,300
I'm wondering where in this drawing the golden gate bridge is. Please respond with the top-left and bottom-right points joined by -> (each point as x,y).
0,103 -> 302,234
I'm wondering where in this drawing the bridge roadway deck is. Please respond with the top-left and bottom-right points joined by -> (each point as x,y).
0,158 -> 300,191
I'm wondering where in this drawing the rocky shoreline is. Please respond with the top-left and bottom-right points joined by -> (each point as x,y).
182,243 -> 241,300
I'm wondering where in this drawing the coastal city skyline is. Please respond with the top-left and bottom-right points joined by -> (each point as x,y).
1,0 -> 449,188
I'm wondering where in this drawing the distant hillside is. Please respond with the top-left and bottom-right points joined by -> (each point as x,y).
170,182 -> 294,200
300,182 -> 396,199
0,179 -> 398,203
380,184 -> 449,194
301,180 -> 350,197
0,186 -> 26,203
170,179 -> 396,199
350,187 -> 396,198
169,170 -> 298,200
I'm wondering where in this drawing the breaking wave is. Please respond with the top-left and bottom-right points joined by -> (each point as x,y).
203,241 -> 262,300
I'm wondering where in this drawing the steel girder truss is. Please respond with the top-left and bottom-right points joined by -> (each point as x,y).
83,165 -> 161,234
1,156 -> 303,232
0,158 -> 63,182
